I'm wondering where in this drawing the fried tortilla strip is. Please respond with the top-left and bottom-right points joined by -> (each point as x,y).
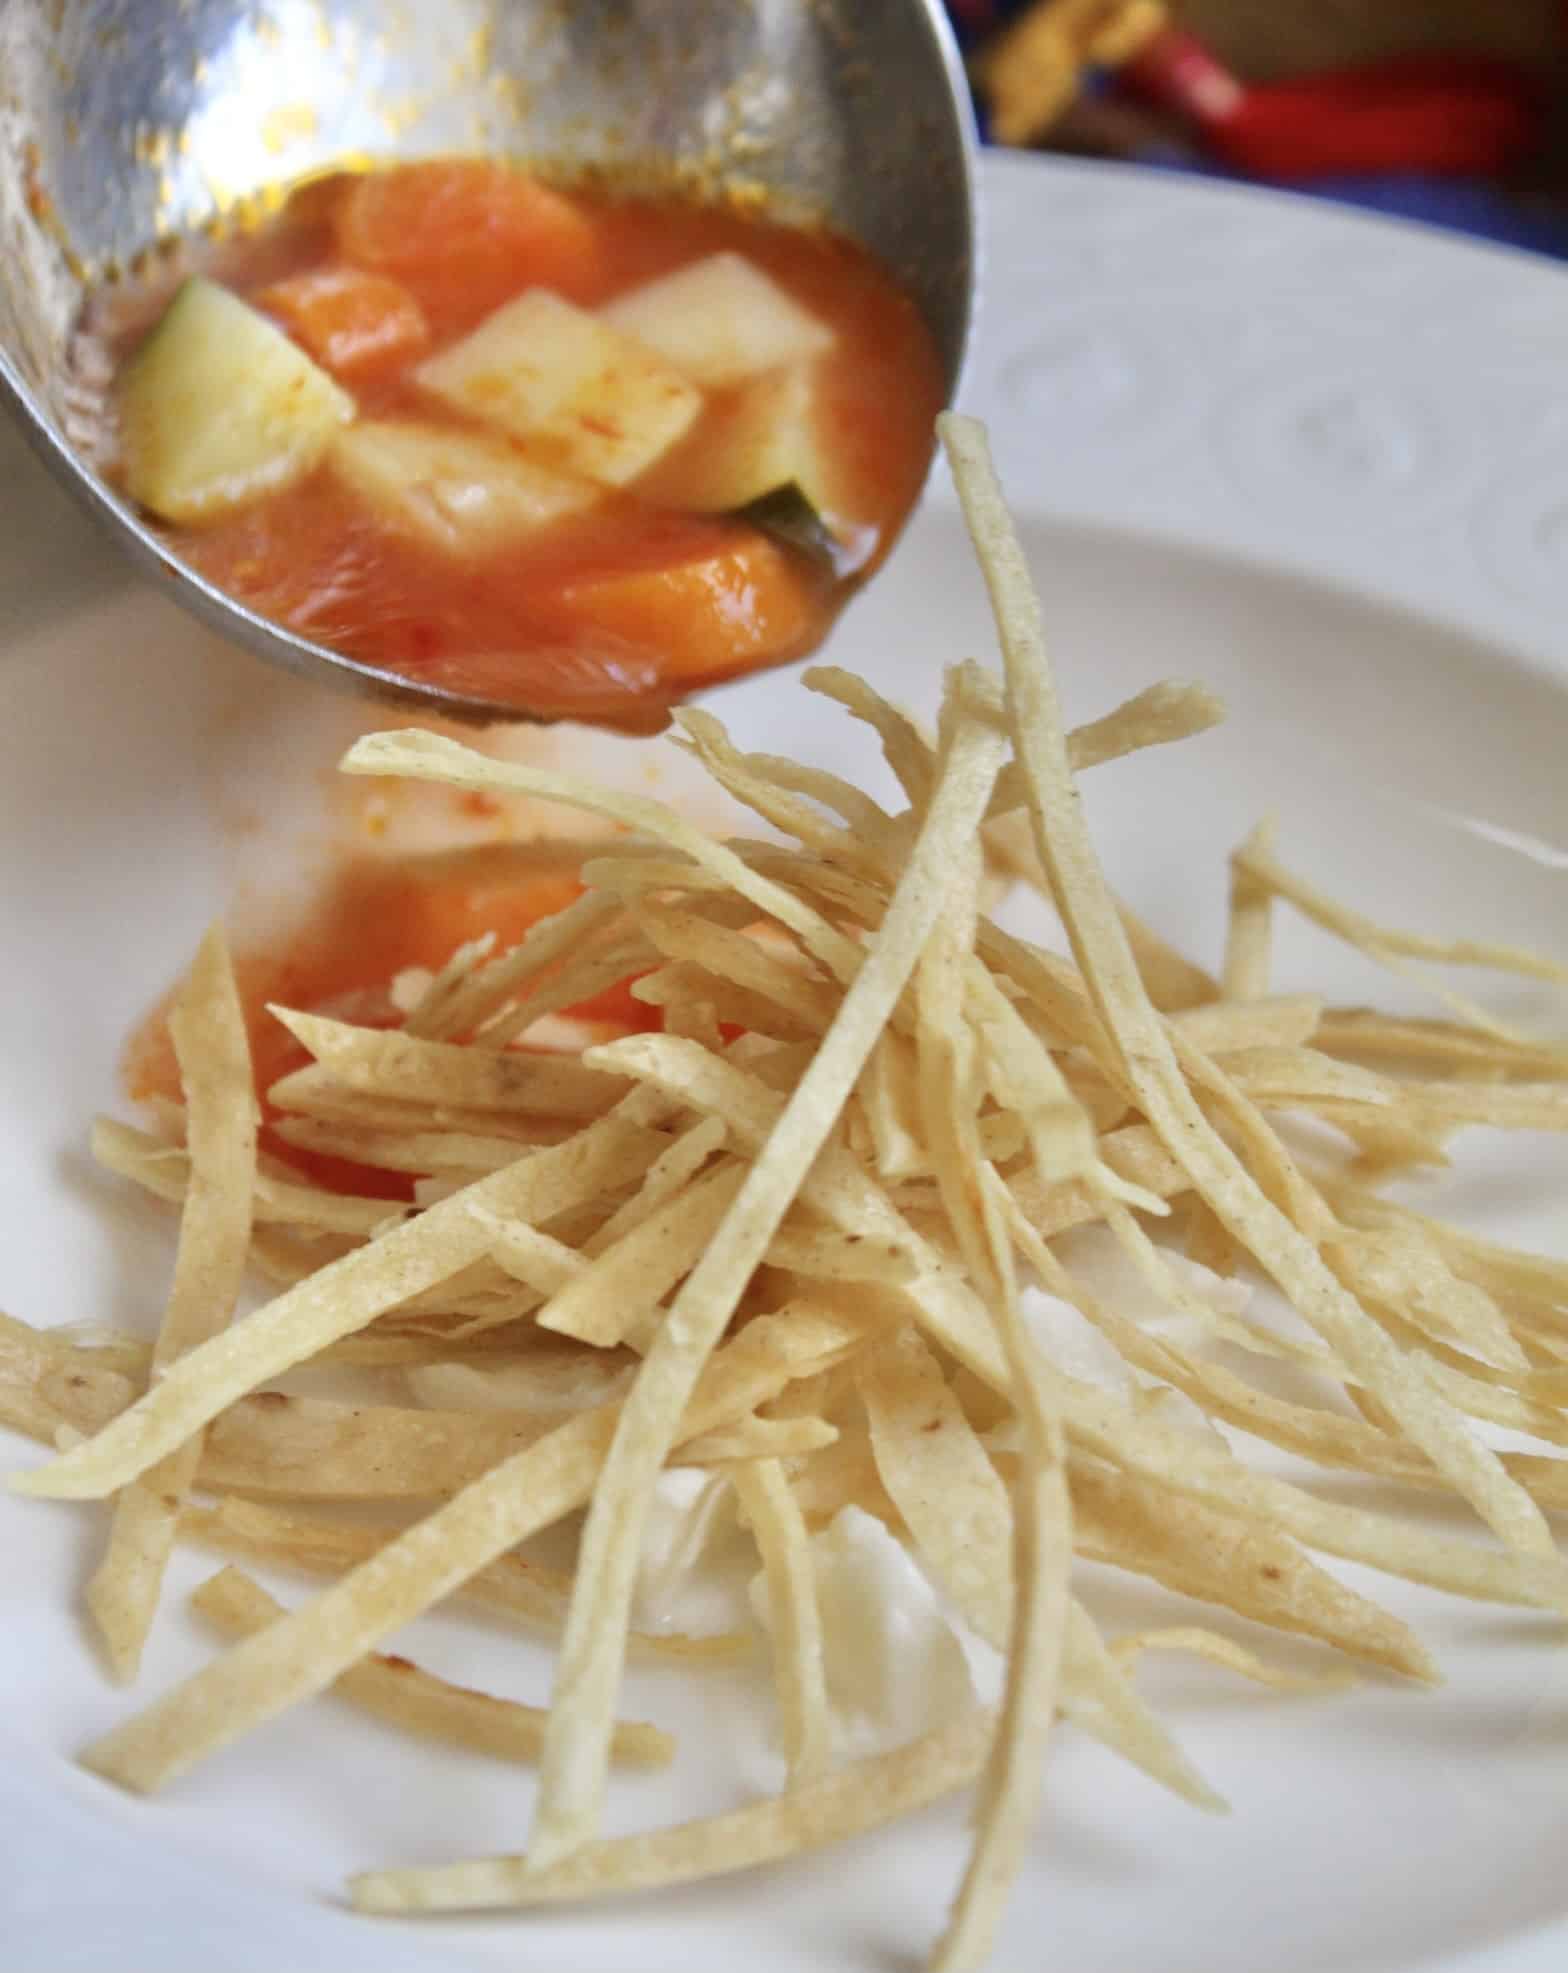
527,694 -> 1008,1870
1232,837 -> 1568,1046
940,412 -> 1564,1591
339,727 -> 866,984
93,1118 -> 404,1239
1222,819 -> 1276,1001
533,1162 -> 745,1348
351,1707 -> 994,1914
191,1568 -> 673,1768
180,1497 -> 748,1665
1108,1625 -> 1354,1697
1172,996 -> 1324,1054
860,1323 -> 1013,1651
87,928 -> 258,1681
271,1010 -> 626,1121
732,1458 -> 830,1784
13,1098 -> 671,1501
78,1302 -> 865,1794
1069,1459 -> 1435,1681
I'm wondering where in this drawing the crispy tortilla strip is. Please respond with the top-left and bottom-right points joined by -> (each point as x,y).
272,1010 -> 625,1121
940,413 -> 1563,1588
77,1303 -> 865,1794
535,1163 -> 745,1348
1061,1601 -> 1222,1810
588,1114 -> 727,1246
95,1119 -> 408,1238
1222,820 -> 1276,1001
764,1223 -> 918,1288
1108,1625 -> 1354,1696
268,1118 -> 556,1176
0,1318 -> 596,1496
860,1324 -> 1014,1652
985,680 -> 1226,821
673,707 -> 892,879
86,926 -> 258,1681
1173,996 -> 1324,1054
527,694 -> 1009,1870
480,937 -> 658,1050
180,1497 -> 748,1664
340,728 -> 865,985
733,1458 -> 831,1784
680,1416 -> 837,1464
1316,1010 -> 1568,1077
1069,1459 -> 1435,1680
191,1568 -> 673,1768
634,900 -> 841,1033
633,962 -> 820,1043
899,777 -> 1075,1973
12,1100 -> 671,1501
414,891 -> 626,1041
1234,838 -> 1568,986
350,1707 -> 994,1914
1059,1361 -> 1556,1612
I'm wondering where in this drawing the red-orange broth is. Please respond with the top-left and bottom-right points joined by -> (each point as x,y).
99,160 -> 944,725
124,848 -> 660,1201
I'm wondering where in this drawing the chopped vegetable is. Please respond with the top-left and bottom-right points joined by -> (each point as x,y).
334,160 -> 606,324
602,251 -> 834,387
414,291 -> 704,488
647,364 -> 845,527
539,526 -> 820,684
732,483 -> 845,576
120,278 -> 353,525
254,266 -> 430,383
328,421 -> 600,555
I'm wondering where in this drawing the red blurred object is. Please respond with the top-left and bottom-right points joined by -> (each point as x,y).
1122,30 -> 1544,180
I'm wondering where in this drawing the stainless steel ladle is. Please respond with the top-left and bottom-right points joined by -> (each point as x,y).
0,0 -> 976,722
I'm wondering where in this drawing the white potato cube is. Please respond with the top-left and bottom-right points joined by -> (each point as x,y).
414,291 -> 703,487
601,251 -> 834,388
329,421 -> 599,555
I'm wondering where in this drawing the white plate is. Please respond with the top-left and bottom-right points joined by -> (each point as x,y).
5,155 -> 1568,1973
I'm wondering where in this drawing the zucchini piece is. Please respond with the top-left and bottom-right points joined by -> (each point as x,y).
601,251 -> 833,387
731,482 -> 843,577
414,290 -> 702,487
120,277 -> 354,525
329,421 -> 600,555
642,363 -> 845,523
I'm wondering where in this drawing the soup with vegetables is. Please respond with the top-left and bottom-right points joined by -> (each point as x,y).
98,160 -> 944,725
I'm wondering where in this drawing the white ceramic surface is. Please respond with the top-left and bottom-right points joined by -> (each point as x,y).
4,155 -> 1568,1973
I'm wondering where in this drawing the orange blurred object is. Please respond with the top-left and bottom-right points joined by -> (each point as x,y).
254,265 -> 430,383
334,160 -> 606,328
543,527 -> 821,686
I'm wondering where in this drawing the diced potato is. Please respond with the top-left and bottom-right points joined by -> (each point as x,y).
413,291 -> 702,487
328,421 -> 599,555
645,364 -> 845,520
601,252 -> 834,388
121,277 -> 354,524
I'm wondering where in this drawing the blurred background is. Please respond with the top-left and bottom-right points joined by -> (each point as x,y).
952,0 -> 1568,257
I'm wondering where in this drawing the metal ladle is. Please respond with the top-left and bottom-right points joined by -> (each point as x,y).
0,0 -> 976,723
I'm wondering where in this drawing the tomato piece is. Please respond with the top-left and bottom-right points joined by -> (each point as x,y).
541,526 -> 821,685
254,265 -> 430,383
334,162 -> 606,326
